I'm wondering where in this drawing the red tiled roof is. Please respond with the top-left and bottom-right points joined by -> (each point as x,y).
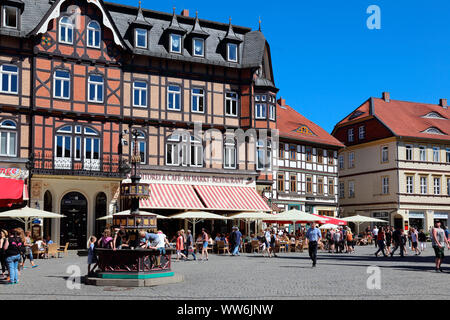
336,100 -> 371,126
277,103 -> 344,147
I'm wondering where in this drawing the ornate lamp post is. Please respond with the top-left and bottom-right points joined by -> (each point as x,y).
25,152 -> 35,206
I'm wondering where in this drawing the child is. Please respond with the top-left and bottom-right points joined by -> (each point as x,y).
87,236 -> 97,275
175,231 -> 187,261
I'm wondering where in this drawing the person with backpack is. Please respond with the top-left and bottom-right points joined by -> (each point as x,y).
3,228 -> 25,284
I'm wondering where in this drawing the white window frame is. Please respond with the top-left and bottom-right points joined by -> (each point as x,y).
135,28 -> 147,49
433,147 -> 440,162
191,88 -> 204,113
55,135 -> 72,159
382,176 -> 389,194
339,182 -> 345,199
406,176 -> 414,194
2,6 -> 18,29
269,104 -> 276,121
0,120 -> 17,157
348,181 -> 355,198
132,81 -> 147,108
227,43 -> 238,62
166,141 -> 179,166
405,145 -> 413,161
338,154 -> 344,170
434,177 -> 441,195
170,33 -> 182,54
84,136 -> 100,160
167,85 -> 181,111
420,176 -> 427,194
348,152 -> 355,168
256,140 -> 271,170
190,140 -> 203,167
358,126 -> 365,140
88,74 -> 104,103
348,128 -> 354,142
381,146 -> 389,163
225,92 -> 238,117
53,70 -> 70,99
192,38 -> 204,57
224,139 -> 236,169
446,148 -> 450,163
87,21 -> 101,48
0,64 -> 18,94
255,103 -> 266,119
59,16 -> 73,44
447,178 -> 450,196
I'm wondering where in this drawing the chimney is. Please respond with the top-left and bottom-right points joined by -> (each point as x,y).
277,97 -> 286,106
439,98 -> 447,109
180,9 -> 189,17
382,92 -> 390,102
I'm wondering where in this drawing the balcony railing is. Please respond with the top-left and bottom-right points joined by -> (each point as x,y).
32,152 -> 123,178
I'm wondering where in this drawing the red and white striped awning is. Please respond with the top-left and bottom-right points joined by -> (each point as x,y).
194,185 -> 270,212
140,184 -> 204,210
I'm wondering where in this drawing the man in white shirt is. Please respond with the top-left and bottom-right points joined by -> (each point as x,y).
372,226 -> 379,247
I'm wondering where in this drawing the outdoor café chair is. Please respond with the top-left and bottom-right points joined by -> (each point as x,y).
57,242 -> 69,257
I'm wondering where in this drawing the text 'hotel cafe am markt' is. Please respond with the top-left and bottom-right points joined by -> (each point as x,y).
0,0 -> 295,248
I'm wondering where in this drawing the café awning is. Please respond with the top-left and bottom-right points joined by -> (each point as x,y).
311,214 -> 347,226
0,177 -> 26,207
140,184 -> 205,210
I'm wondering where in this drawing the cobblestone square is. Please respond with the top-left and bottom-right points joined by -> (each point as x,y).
1,245 -> 448,300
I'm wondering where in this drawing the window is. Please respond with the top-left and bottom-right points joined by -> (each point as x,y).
88,74 -> 104,103
131,131 -> 146,164
0,120 -> 17,156
419,146 -> 426,161
84,136 -> 100,162
192,38 -> 204,57
317,149 -> 323,164
227,43 -> 237,62
190,137 -> 203,167
420,176 -> 427,194
348,181 -> 355,198
433,147 -> 440,162
278,143 -> 284,159
0,65 -> 18,94
434,177 -> 441,195
446,148 -> 450,163
191,88 -> 204,113
305,147 -> 312,162
289,145 -> 296,160
382,176 -> 389,194
224,138 -> 236,169
348,128 -> 354,142
277,173 -> 284,192
348,152 -> 355,168
166,134 -> 204,167
256,140 -> 271,170
170,34 -> 182,53
166,137 -> 179,166
328,179 -> 334,195
255,95 -> 260,102
53,70 -> 70,99
167,85 -> 181,111
3,6 -> 18,29
405,145 -> 413,161
358,126 -> 365,140
447,178 -> 450,196
135,28 -> 147,49
225,92 -> 238,116
87,21 -> 101,48
338,154 -> 344,169
339,182 -> 345,198
328,150 -> 334,165
317,178 -> 324,195
59,17 -> 73,44
255,104 -> 266,119
133,81 -> 147,107
306,176 -> 312,194
406,176 -> 414,194
290,174 -> 297,192
269,104 -> 276,121
261,95 -> 267,102
381,146 -> 388,163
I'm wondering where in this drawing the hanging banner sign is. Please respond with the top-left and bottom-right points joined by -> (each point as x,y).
0,168 -> 29,180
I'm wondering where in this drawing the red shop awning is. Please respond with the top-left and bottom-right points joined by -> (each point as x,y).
0,177 -> 25,207
194,185 -> 271,212
311,214 -> 347,226
140,184 -> 205,210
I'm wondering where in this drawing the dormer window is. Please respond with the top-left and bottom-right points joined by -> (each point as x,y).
170,34 -> 182,54
135,28 -> 147,49
2,6 -> 18,29
227,43 -> 238,62
87,21 -> 101,48
59,17 -> 73,44
193,38 -> 204,57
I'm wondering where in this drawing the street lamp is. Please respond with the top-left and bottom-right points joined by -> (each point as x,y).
25,153 -> 35,205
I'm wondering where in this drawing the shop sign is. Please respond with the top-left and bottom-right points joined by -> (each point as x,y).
409,211 -> 425,219
0,168 -> 29,180
127,173 -> 253,186
433,212 -> 448,219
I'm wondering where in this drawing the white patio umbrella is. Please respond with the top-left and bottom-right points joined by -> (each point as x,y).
341,215 -> 387,234
169,211 -> 231,237
263,208 -> 322,233
229,211 -> 275,235
96,210 -> 169,221
319,223 -> 338,230
0,206 -> 65,231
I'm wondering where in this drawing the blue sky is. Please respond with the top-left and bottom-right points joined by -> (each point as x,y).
111,0 -> 450,133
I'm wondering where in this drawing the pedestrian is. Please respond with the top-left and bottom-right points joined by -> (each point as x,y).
175,231 -> 187,261
390,227 -> 405,258
0,230 -> 8,279
374,226 -> 387,257
3,228 -> 25,284
431,220 -> 450,272
410,227 -> 420,255
201,228 -> 209,261
269,229 -> 277,258
418,229 -> 427,252
231,227 -> 242,256
372,225 -> 379,247
113,227 -> 126,250
185,230 -> 196,261
87,236 -> 97,275
333,228 -> 342,253
384,226 -> 393,256
21,231 -> 37,269
346,227 -> 354,253
401,230 -> 408,256
98,229 -> 113,249
264,228 -> 271,256
305,223 -> 322,267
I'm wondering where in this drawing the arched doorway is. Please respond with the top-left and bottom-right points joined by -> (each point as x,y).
43,191 -> 53,240
60,192 -> 87,249
95,192 -> 107,237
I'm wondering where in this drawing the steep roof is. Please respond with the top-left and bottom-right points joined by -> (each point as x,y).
277,101 -> 344,148
335,96 -> 450,142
